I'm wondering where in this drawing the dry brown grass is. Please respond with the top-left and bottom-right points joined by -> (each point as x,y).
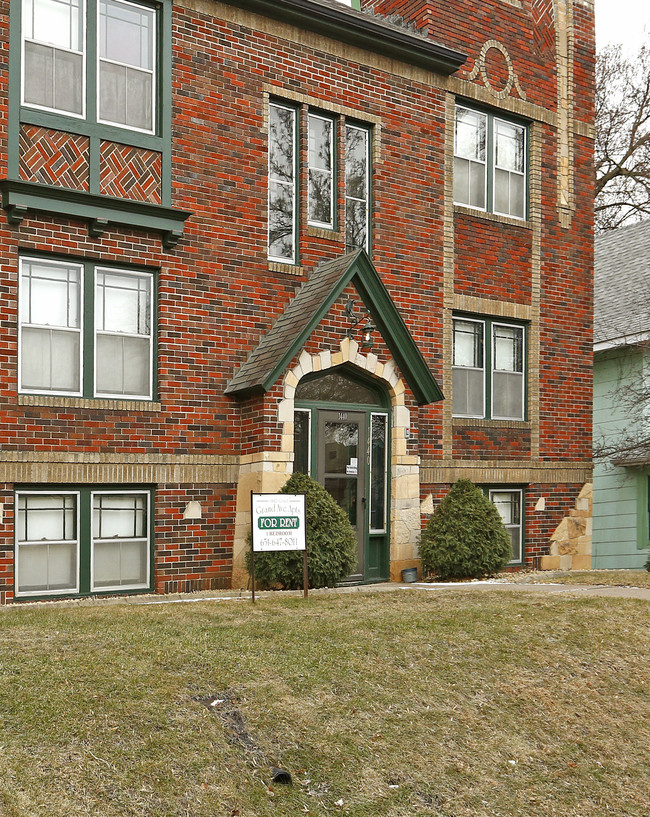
1,590 -> 649,816
500,569 -> 650,588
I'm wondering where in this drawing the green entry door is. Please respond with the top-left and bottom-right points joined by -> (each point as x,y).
317,410 -> 367,582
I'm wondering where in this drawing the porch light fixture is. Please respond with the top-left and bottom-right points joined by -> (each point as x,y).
344,298 -> 375,351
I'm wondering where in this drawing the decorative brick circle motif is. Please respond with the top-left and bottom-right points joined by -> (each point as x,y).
467,40 -> 526,101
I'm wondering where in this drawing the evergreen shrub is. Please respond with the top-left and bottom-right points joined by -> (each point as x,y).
418,479 -> 512,580
246,472 -> 357,589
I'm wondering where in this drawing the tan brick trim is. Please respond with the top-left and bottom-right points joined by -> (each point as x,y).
442,93 -> 456,459
528,120 -> 543,458
453,205 -> 532,230
466,39 -> 526,101
262,86 -> 382,165
307,226 -> 344,241
452,418 -> 531,430
421,461 -> 593,484
268,261 -> 304,276
0,454 -> 240,485
453,294 -> 533,321
17,395 -> 162,411
555,0 -> 575,226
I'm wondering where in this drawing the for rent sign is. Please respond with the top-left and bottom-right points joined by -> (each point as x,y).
251,493 -> 306,552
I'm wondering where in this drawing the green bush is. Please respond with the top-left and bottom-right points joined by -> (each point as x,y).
418,479 -> 512,580
245,472 -> 357,589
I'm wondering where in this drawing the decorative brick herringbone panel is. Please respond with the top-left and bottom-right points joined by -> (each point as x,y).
100,142 -> 162,203
532,0 -> 556,58
19,125 -> 90,190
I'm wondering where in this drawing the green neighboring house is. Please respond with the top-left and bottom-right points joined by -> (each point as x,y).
593,223 -> 650,568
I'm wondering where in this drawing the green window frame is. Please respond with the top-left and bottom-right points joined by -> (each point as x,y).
14,487 -> 154,598
19,254 -> 156,400
452,314 -> 526,420
454,103 -> 527,220
268,100 -> 372,263
20,0 -> 161,135
487,487 -> 524,565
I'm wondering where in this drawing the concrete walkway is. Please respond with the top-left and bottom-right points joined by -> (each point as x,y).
4,576 -> 649,610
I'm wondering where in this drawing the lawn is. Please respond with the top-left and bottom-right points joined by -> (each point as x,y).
1,590 -> 648,817
501,569 -> 650,588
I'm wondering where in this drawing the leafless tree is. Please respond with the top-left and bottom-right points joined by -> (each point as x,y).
596,44 -> 650,232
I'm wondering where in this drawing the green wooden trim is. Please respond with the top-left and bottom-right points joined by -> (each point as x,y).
636,473 -> 649,550
13,485 -> 155,600
19,251 -> 159,401
229,0 -> 466,75
89,135 -> 101,195
83,268 -> 95,398
0,179 -> 191,246
249,250 -> 443,405
11,0 -> 172,207
160,0 -> 173,205
19,108 -> 165,150
453,313 -> 527,421
454,101 -> 530,221
297,401 -> 391,582
352,252 -> 444,405
483,485 -> 526,566
8,0 -> 21,179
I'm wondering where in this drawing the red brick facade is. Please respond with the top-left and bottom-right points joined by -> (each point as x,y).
0,0 -> 594,602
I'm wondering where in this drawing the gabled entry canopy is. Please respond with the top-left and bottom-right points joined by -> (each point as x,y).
225,250 -> 443,405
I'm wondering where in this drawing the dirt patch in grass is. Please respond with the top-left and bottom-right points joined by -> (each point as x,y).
0,590 -> 648,816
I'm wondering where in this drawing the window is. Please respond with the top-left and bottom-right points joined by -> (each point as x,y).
268,100 -> 371,262
19,256 -> 154,399
15,488 -> 152,597
454,104 -> 526,219
308,113 -> 334,229
489,488 -> 523,563
345,123 -> 370,251
452,316 -> 525,420
268,102 -> 297,263
21,0 -> 157,134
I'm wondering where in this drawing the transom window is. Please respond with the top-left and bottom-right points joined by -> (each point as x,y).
452,315 -> 525,420
19,256 -> 154,399
454,104 -> 526,220
21,0 -> 157,133
15,489 -> 152,597
268,100 -> 371,264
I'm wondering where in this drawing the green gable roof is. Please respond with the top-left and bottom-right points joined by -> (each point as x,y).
225,250 -> 444,405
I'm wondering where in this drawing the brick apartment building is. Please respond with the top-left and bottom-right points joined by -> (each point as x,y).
0,0 -> 594,602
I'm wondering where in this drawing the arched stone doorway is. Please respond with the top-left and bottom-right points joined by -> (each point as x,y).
293,365 -> 390,582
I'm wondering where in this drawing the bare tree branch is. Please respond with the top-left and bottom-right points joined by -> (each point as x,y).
596,45 -> 650,232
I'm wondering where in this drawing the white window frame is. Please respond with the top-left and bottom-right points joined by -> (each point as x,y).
18,257 -> 85,397
19,257 -> 154,400
96,0 -> 157,135
90,489 -> 151,592
492,116 -> 526,219
452,316 -> 486,419
21,0 -> 87,119
15,490 -> 81,598
489,488 -> 523,564
93,266 -> 154,400
268,101 -> 298,264
344,122 -> 370,252
293,408 -> 312,475
453,104 -> 527,221
491,321 -> 525,421
308,112 -> 335,229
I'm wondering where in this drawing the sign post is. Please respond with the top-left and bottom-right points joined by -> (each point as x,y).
250,492 -> 307,603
